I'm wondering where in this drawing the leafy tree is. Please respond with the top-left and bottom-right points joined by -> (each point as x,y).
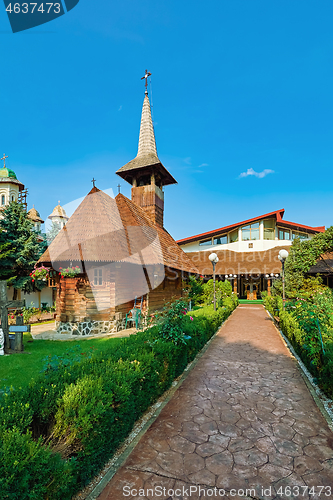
185,275 -> 204,305
0,202 -> 46,299
201,279 -> 233,306
272,226 -> 333,298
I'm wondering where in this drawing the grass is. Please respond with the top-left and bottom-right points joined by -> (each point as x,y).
0,333 -> 124,391
30,320 -> 55,326
238,299 -> 264,304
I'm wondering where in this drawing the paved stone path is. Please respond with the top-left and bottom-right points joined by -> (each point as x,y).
97,305 -> 333,500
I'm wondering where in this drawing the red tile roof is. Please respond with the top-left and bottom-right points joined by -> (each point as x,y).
176,209 -> 325,245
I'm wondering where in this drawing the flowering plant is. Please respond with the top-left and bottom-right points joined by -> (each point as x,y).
30,266 -> 50,283
59,266 -> 81,278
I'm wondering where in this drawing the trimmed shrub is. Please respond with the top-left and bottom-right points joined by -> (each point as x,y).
263,293 -> 333,397
0,298 -> 237,499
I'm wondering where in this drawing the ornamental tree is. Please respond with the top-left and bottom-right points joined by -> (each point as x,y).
277,226 -> 333,298
0,202 -> 46,299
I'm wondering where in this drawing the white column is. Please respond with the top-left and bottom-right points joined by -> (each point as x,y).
260,220 -> 264,240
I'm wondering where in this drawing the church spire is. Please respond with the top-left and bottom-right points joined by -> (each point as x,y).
116,72 -> 177,228
137,93 -> 158,158
116,79 -> 176,187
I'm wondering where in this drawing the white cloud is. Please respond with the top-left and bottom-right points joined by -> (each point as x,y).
184,157 -> 192,165
197,163 -> 208,169
118,105 -> 122,111
239,168 -> 274,179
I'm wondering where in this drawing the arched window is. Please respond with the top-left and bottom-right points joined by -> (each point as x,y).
11,195 -> 14,201
1,195 -> 5,206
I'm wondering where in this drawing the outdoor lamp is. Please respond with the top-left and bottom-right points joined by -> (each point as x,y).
278,249 -> 289,309
209,252 -> 218,262
278,249 -> 289,261
209,252 -> 219,312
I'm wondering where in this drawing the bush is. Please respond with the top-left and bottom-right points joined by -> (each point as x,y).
0,297 -> 238,499
263,291 -> 333,397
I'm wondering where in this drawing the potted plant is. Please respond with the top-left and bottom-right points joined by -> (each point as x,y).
59,266 -> 81,278
30,266 -> 50,283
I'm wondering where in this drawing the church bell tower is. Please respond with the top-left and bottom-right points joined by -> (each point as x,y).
116,71 -> 177,228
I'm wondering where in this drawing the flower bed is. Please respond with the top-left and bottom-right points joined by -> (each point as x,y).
0,296 -> 237,499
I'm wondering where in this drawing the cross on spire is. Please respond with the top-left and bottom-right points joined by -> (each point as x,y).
117,184 -> 121,194
91,178 -> 96,187
1,154 -> 8,168
141,69 -> 151,94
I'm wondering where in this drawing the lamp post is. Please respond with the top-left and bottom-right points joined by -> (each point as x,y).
209,252 -> 219,311
278,249 -> 289,309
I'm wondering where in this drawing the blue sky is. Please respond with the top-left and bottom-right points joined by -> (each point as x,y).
0,0 -> 332,240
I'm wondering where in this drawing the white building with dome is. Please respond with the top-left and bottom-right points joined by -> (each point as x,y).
0,161 -> 25,209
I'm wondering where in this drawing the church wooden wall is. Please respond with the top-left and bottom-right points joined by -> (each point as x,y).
56,265 -> 185,323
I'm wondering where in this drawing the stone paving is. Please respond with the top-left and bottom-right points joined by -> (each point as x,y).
97,305 -> 333,500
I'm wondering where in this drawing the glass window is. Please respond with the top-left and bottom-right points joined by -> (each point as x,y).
199,239 -> 212,246
278,229 -> 290,240
230,229 -> 238,242
11,195 -> 14,201
264,219 -> 275,240
1,195 -> 5,205
242,222 -> 259,241
292,231 -> 309,240
213,235 -> 227,245
94,268 -> 103,286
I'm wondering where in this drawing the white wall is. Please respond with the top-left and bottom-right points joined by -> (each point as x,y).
6,287 -> 54,308
180,238 -> 293,254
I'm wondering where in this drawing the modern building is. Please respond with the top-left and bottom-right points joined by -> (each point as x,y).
177,209 -> 325,299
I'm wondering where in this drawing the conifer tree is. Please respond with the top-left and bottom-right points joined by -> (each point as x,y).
0,202 -> 45,299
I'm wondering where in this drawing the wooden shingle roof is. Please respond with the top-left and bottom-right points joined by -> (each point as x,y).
39,188 -> 198,274
116,94 -> 176,186
186,247 -> 291,276
308,253 -> 333,274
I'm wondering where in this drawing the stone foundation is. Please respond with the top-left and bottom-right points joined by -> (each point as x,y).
56,319 -> 120,336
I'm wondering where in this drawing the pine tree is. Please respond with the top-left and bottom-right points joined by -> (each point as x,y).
0,202 -> 45,299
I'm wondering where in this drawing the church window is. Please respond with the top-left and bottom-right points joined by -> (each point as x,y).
242,222 -> 259,241
214,235 -> 227,245
1,195 -> 5,205
264,219 -> 275,240
230,229 -> 238,242
11,195 -> 14,202
278,229 -> 290,240
94,268 -> 103,286
199,239 -> 212,246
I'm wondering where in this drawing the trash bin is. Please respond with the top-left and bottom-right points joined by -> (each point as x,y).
8,334 -> 15,350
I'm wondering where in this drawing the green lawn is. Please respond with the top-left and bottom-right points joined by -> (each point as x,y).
0,333 -> 124,391
238,299 -> 264,304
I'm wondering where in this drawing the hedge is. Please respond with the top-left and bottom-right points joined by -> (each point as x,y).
263,293 -> 333,398
0,296 -> 237,499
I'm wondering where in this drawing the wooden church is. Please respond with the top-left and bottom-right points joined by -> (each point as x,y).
38,84 -> 197,334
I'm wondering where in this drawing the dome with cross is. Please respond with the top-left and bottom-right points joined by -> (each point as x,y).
0,167 -> 17,179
